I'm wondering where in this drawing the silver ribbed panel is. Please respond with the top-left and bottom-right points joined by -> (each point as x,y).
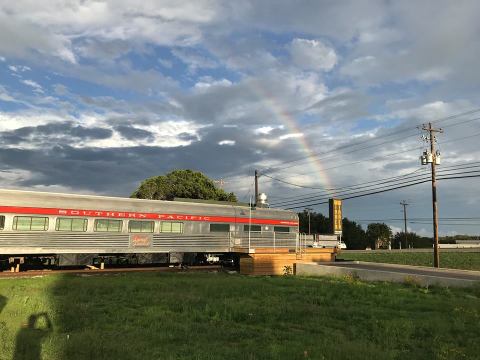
0,232 -> 129,249
152,234 -> 230,252
0,232 -> 296,254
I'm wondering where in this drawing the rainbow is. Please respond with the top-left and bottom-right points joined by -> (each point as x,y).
251,81 -> 333,191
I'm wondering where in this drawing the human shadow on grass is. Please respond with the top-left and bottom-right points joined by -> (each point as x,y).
13,312 -> 52,360
0,294 -> 6,314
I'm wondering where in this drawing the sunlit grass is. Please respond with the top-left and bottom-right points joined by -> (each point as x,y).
0,272 -> 479,359
337,251 -> 480,271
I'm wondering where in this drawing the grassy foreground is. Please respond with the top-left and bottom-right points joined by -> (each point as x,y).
337,251 -> 480,271
0,272 -> 479,360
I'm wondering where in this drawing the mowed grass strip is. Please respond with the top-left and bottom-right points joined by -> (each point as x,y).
337,251 -> 480,271
0,272 -> 479,360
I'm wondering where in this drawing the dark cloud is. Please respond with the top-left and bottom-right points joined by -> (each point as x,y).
0,122 -> 112,145
0,140 -> 255,195
113,125 -> 154,141
177,132 -> 199,142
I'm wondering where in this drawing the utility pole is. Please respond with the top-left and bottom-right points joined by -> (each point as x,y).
254,169 -> 259,207
400,201 -> 409,248
420,122 -> 443,268
305,207 -> 313,235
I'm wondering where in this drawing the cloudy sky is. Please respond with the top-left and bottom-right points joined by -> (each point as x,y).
0,0 -> 479,236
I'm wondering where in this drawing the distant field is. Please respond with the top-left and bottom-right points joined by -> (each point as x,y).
1,272 -> 479,360
337,251 -> 480,271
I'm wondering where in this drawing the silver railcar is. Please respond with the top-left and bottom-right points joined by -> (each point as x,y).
0,189 -> 298,267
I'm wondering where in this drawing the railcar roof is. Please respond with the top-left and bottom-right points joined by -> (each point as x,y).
0,188 -> 294,215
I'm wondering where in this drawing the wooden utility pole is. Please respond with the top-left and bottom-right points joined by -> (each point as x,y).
421,122 -> 443,268
305,207 -> 313,235
400,201 -> 409,248
254,169 -> 259,207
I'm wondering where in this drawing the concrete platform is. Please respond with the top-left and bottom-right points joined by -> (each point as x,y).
295,261 -> 480,287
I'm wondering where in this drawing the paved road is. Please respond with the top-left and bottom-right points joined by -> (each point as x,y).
327,262 -> 480,281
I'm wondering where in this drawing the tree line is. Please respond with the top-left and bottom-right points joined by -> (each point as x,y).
298,210 -> 434,250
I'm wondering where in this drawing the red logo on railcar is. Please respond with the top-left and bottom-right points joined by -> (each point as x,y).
130,234 -> 152,247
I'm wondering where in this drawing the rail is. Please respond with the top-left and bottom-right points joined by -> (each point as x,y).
232,232 -> 297,252
296,233 -> 307,259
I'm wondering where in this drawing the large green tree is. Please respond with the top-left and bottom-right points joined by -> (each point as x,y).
366,223 -> 392,249
393,232 -> 432,249
131,170 -> 237,202
342,218 -> 368,249
298,210 -> 330,234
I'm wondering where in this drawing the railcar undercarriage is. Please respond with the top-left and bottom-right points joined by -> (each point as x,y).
0,252 -> 238,271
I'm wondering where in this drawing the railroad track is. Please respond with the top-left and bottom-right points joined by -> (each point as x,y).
0,265 -> 223,278
340,248 -> 480,253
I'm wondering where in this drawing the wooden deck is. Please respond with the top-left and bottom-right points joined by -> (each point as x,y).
239,248 -> 337,275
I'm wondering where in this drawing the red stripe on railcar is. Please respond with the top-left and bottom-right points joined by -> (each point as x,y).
0,206 -> 298,226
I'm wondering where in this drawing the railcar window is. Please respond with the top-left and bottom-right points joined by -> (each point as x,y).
244,224 -> 261,232
210,223 -> 230,232
13,216 -> 49,231
160,221 -> 183,233
56,218 -> 88,232
94,219 -> 123,232
0,215 -> 4,230
274,226 -> 290,233
129,220 -> 154,233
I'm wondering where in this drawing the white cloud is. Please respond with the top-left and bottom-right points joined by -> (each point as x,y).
0,1 -> 221,64
0,111 -> 70,132
0,86 -> 15,102
21,79 -> 44,93
379,100 -> 472,123
341,56 -> 376,77
8,65 -> 31,72
194,77 -> 232,90
289,38 -> 337,71
172,48 -> 219,72
417,67 -> 450,82
279,133 -> 303,140
218,140 -> 235,146
254,126 -> 282,135
358,28 -> 402,44
0,108 -> 205,149
8,65 -> 32,72
158,58 -> 173,68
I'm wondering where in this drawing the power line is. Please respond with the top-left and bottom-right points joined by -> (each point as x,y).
270,168 -> 426,202
355,217 -> 480,221
409,222 -> 480,226
263,129 -> 480,189
270,166 -> 480,207
260,130 -> 420,175
263,145 -> 424,188
271,161 -> 480,203
275,170 -> 432,205
260,108 -> 480,176
282,173 -> 480,210
221,109 -> 480,186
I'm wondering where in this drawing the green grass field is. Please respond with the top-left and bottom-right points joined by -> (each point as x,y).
0,272 -> 479,360
337,251 -> 480,271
